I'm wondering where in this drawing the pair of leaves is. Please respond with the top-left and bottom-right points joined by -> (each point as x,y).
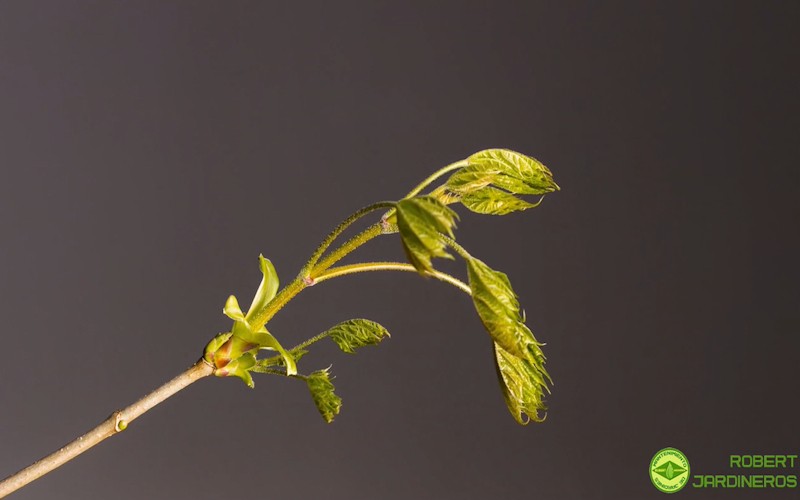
395,195 -> 459,275
465,256 -> 551,424
252,319 -> 391,423
212,255 -> 296,386
307,319 -> 389,422
443,149 -> 558,215
393,183 -> 553,424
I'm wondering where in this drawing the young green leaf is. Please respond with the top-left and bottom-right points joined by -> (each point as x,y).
253,326 -> 297,376
226,332 -> 260,360
223,295 -> 246,323
467,149 -> 559,195
215,352 -> 257,388
224,319 -> 297,375
466,257 -> 533,358
245,255 -> 279,324
285,349 -> 308,365
428,185 -> 462,205
493,342 -> 551,424
326,319 -> 390,354
445,167 -> 497,194
460,186 -> 542,215
306,368 -> 342,423
254,349 -> 309,369
203,332 -> 233,364
396,195 -> 459,275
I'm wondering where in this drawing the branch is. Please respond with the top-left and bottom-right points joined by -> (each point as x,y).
0,359 -> 214,498
314,262 -> 472,295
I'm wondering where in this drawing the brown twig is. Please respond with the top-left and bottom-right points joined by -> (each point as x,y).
0,358 -> 214,498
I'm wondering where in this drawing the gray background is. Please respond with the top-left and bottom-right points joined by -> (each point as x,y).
1,2 -> 798,499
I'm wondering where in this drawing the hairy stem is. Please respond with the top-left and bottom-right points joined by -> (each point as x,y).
247,224 -> 386,330
258,332 -> 331,367
309,223 -> 385,279
247,275 -> 308,331
300,202 -> 396,278
289,332 -> 331,351
315,262 -> 472,295
257,263 -> 469,368
254,162 -> 469,329
0,359 -> 214,499
402,160 -> 469,200
250,206 -> 395,331
381,159 -> 468,219
251,367 -> 308,380
438,234 -> 472,260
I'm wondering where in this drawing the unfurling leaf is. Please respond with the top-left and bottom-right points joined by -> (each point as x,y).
466,257 -> 532,359
445,167 -> 497,194
327,319 -> 390,354
307,368 -> 342,423
245,255 -> 279,325
284,349 -> 308,365
223,295 -> 246,323
203,332 -> 233,364
253,349 -> 309,369
444,149 -> 557,216
466,254 -> 553,423
215,352 -> 257,388
466,149 -> 559,195
396,195 -> 459,275
428,185 -> 462,205
460,187 -> 542,215
250,325 -> 297,376
493,342 -> 551,424
217,255 -> 296,376
226,329 -> 260,360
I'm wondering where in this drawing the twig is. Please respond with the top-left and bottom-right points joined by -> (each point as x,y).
0,358 -> 214,498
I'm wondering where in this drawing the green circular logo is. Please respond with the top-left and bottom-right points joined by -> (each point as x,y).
650,448 -> 690,493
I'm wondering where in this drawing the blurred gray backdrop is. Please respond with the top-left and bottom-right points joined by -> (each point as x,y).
1,2 -> 798,499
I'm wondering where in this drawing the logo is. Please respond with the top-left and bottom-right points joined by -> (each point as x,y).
651,448 -> 690,493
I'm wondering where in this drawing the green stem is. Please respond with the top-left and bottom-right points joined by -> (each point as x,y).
300,202 -> 396,278
247,276 -> 307,331
382,159 -> 469,219
249,161 -> 469,330
251,367 -> 308,380
250,214 -> 396,330
438,234 -> 472,260
315,262 -> 472,295
290,332 -> 330,351
309,223 -> 384,278
403,159 -> 469,201
257,332 -> 331,367
256,262 -> 470,370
